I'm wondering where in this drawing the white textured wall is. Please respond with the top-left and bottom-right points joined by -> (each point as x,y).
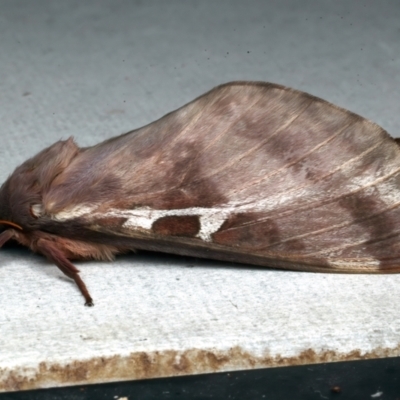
1,0 -> 400,392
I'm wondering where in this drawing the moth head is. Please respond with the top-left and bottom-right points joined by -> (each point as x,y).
0,137 -> 79,232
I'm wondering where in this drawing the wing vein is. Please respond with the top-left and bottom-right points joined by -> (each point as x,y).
220,138 -> 388,228
189,97 -> 314,183
176,92 -> 268,186
262,198 -> 400,249
303,228 -> 400,257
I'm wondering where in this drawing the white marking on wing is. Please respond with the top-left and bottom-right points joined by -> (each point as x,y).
51,189 -> 309,241
100,207 -> 232,241
52,205 -> 98,221
328,259 -> 380,269
197,213 -> 228,241
92,189 -> 308,241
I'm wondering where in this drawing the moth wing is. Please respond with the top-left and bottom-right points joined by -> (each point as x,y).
48,82 -> 400,273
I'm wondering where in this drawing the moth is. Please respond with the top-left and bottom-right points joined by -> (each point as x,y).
1,81 -> 400,306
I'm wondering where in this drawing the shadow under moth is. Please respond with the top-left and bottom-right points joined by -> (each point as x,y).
1,81 -> 400,306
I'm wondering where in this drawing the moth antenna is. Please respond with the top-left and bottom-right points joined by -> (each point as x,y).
0,220 -> 23,230
37,239 -> 94,306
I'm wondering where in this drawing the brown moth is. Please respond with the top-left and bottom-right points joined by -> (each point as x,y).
1,81 -> 400,306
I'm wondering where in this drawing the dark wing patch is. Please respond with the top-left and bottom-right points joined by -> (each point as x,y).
152,215 -> 201,237
212,213 -> 282,249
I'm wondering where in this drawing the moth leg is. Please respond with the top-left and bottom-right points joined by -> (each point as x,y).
36,239 -> 94,306
0,229 -> 15,247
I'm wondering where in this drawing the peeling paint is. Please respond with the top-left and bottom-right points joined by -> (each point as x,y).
1,344 -> 400,393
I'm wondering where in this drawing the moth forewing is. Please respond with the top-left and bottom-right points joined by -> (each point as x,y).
1,81 -> 400,305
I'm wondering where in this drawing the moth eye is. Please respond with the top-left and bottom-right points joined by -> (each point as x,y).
30,204 -> 44,218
